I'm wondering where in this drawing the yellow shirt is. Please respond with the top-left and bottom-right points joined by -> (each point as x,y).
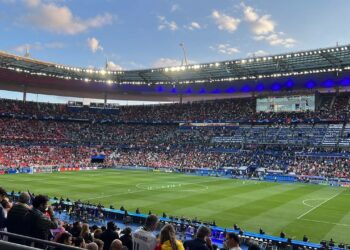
161,240 -> 185,250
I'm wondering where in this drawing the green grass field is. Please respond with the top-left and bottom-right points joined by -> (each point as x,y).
1,169 -> 350,243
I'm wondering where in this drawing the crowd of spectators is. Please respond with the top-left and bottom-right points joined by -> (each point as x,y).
1,116 -> 350,178
0,94 -> 350,178
1,93 -> 350,123
0,145 -> 93,168
0,188 -> 249,250
288,157 -> 350,179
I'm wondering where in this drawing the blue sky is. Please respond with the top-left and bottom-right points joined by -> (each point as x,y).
0,0 -> 349,103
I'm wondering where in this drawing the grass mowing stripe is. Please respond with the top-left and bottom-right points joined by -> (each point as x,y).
1,170 -> 349,243
208,185 -> 319,227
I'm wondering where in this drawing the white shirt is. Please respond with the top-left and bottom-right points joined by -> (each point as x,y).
132,227 -> 157,250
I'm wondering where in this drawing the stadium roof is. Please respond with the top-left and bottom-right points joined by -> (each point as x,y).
0,44 -> 350,101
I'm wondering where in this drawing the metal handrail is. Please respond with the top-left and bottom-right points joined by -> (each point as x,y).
0,231 -> 84,250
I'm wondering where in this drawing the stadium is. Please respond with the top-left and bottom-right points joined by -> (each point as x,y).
1,1 -> 350,250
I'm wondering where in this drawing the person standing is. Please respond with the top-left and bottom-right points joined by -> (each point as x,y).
0,187 -> 8,235
184,226 -> 213,250
6,192 -> 31,244
133,214 -> 159,250
100,221 -> 119,250
159,224 -> 184,250
26,195 -> 58,248
224,233 -> 241,250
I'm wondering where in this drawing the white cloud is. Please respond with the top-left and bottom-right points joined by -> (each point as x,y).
106,61 -> 123,71
13,41 -> 64,53
243,5 -> 258,22
152,58 -> 197,68
152,58 -> 182,68
23,0 -> 113,35
254,33 -> 296,48
211,10 -> 240,33
185,22 -> 201,30
252,15 -> 275,35
171,4 -> 179,12
242,4 -> 275,35
242,4 -> 296,48
157,16 -> 178,31
210,44 -> 240,55
87,37 -> 103,53
247,50 -> 269,57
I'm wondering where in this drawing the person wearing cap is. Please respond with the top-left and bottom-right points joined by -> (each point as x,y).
133,214 -> 159,250
6,192 -> 31,244
0,187 -> 8,233
100,221 -> 119,250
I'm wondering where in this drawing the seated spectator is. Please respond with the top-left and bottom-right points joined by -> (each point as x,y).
120,227 -> 133,250
56,232 -> 73,249
159,224 -> 184,250
184,226 -> 213,250
110,239 -> 126,250
86,242 -> 99,250
6,192 -> 31,244
81,222 -> 94,243
94,239 -> 105,250
73,236 -> 86,248
94,228 -> 103,239
70,221 -> 82,237
100,221 -> 119,250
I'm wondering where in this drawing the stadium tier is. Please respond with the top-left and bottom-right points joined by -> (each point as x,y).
0,93 -> 350,179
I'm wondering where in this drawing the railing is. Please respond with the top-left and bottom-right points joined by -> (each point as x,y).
0,231 -> 84,250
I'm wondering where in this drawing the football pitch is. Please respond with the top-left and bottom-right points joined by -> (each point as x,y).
1,169 -> 350,243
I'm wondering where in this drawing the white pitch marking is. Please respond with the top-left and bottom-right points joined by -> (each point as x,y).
302,198 -> 327,208
82,179 -> 214,201
297,191 -> 343,220
300,218 -> 350,227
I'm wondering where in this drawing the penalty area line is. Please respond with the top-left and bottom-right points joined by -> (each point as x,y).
297,191 -> 343,220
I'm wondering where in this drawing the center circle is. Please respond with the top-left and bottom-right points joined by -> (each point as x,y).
135,182 -> 208,192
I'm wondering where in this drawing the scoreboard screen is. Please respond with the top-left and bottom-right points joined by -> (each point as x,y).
257,95 -> 315,112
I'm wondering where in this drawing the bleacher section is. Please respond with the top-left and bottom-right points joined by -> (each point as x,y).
322,124 -> 343,146
339,123 -> 350,147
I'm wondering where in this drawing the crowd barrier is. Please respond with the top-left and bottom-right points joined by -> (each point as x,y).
54,199 -> 342,250
0,231 -> 84,250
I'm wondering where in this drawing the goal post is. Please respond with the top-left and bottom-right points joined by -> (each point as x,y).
31,166 -> 53,174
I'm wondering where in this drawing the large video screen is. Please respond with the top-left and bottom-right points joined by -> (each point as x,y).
257,95 -> 315,112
